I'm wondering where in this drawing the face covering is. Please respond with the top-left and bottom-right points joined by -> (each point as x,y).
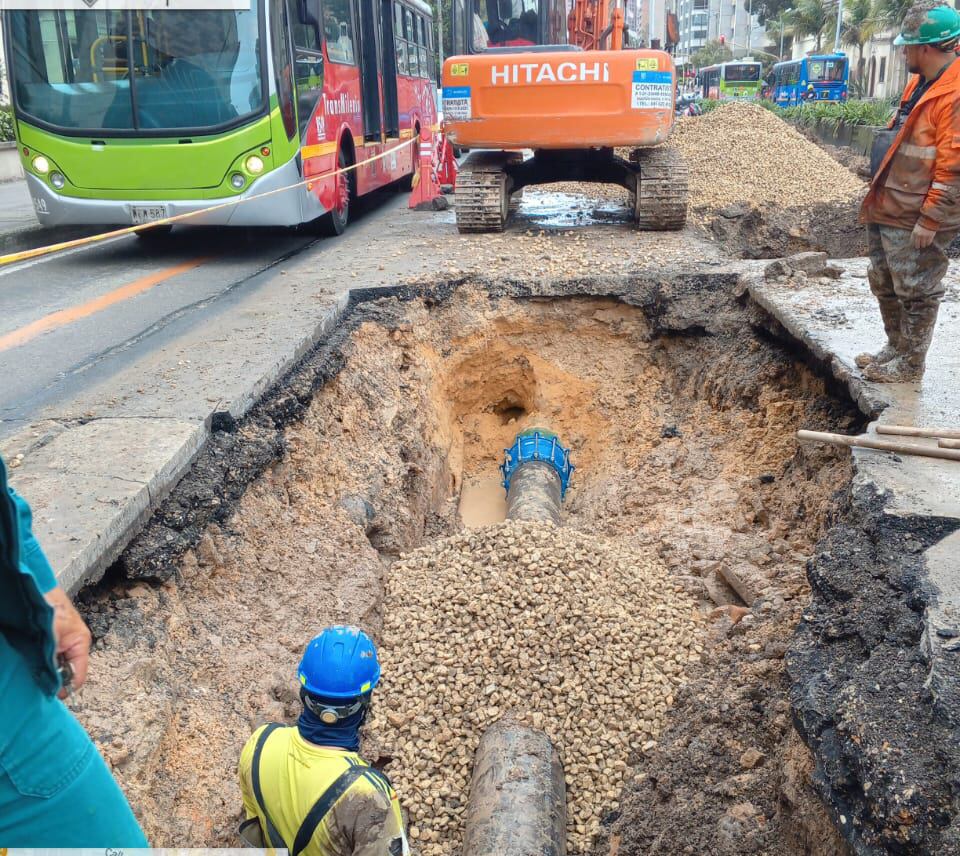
297,697 -> 367,752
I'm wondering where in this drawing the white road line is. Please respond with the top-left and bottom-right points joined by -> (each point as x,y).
0,233 -> 131,279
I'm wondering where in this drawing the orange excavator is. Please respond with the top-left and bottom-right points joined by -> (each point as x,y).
441,0 -> 688,233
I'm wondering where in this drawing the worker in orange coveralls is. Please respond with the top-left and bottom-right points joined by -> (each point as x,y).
858,2 -> 960,382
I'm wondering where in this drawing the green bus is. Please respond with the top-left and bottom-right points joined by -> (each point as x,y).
697,61 -> 762,100
3,0 -> 438,235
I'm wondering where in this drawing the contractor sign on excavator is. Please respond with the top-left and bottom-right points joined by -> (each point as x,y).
441,0 -> 689,233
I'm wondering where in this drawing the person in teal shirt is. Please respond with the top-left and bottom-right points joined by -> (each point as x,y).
0,454 -> 147,846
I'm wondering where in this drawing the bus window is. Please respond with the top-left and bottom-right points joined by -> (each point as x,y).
288,0 -> 323,135
426,19 -> 435,78
394,3 -> 407,74
723,63 -> 760,82
7,9 -> 134,130
270,0 -> 297,138
418,16 -> 428,78
290,0 -> 322,50
324,0 -> 356,63
405,8 -> 419,76
809,58 -> 846,81
451,0 -> 468,55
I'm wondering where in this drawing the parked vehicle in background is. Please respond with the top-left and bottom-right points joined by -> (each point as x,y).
4,0 -> 438,236
695,61 -> 762,100
770,54 -> 849,107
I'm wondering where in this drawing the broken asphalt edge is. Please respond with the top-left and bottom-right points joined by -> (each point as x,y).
1,290 -> 351,594
748,268 -> 960,855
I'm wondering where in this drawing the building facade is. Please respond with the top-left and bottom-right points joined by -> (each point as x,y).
671,0 -> 765,63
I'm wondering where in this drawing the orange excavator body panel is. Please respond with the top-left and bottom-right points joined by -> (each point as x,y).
442,49 -> 676,151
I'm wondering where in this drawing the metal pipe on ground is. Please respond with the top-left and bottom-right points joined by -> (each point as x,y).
500,429 -> 574,524
796,429 -> 960,462
462,722 -> 567,856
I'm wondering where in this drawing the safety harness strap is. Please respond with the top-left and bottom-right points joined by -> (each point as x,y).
251,723 -> 289,852
292,766 -> 368,856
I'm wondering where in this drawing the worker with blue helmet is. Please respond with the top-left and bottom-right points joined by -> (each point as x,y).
238,625 -> 408,856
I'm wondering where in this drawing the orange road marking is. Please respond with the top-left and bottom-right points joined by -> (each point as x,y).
0,256 -> 209,353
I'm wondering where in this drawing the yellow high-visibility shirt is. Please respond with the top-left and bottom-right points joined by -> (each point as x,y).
238,725 -> 409,856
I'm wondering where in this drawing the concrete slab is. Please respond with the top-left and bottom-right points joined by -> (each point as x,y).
3,417 -> 204,592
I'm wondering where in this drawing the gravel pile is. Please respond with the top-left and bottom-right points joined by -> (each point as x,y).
371,519 -> 701,854
670,102 -> 865,212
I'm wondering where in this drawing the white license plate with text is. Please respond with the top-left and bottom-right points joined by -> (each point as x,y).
131,205 -> 169,225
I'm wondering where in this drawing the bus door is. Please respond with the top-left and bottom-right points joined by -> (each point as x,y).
290,0 -> 325,137
355,0 -> 383,141
379,0 -> 399,137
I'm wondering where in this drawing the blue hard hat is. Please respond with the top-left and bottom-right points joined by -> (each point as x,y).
298,625 -> 381,699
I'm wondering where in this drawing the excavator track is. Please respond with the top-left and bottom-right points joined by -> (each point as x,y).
455,153 -> 515,233
630,146 -> 689,231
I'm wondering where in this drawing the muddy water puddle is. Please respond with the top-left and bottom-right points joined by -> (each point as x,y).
516,190 -> 632,229
458,475 -> 506,527
77,285 -> 857,855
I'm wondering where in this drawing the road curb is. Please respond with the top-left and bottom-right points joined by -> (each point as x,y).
3,291 -> 350,594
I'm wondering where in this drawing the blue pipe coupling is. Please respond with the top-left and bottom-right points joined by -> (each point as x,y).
500,429 -> 574,498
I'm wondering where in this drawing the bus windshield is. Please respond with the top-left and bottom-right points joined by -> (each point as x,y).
724,63 -> 760,82
807,58 -> 847,82
7,6 -> 264,134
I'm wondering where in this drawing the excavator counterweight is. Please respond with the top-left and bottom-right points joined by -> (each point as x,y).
442,0 -> 689,233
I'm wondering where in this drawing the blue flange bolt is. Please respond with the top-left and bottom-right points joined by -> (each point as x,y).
500,429 -> 574,525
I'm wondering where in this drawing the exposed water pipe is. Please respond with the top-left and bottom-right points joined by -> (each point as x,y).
459,431 -> 574,856
500,429 -> 574,525
462,723 -> 567,856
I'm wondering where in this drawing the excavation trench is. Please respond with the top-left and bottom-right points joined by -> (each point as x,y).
76,282 -> 861,855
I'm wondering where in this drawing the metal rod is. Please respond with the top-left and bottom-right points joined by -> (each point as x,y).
876,424 -> 960,440
797,430 -> 960,462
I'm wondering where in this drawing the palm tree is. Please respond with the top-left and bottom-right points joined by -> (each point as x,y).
789,0 -> 837,52
873,0 -> 913,27
841,0 -> 879,82
765,16 -> 793,58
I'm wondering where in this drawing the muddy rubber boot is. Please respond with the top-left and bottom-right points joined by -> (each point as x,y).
855,297 -> 903,368
863,303 -> 938,383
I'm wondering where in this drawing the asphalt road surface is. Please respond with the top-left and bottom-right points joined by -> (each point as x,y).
0,179 -> 401,439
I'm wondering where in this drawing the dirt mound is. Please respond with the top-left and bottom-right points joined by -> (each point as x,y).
672,102 -> 866,214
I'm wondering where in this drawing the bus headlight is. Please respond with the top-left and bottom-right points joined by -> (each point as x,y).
230,172 -> 246,190
244,155 -> 264,175
32,155 -> 50,175
50,172 -> 65,190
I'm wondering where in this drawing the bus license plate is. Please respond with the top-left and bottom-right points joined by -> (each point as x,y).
131,205 -> 168,225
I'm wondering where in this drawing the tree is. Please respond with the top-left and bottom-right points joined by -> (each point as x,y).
788,0 -> 837,52
764,16 -> 794,58
691,40 -> 733,67
873,0 -> 913,26
754,0 -> 794,26
841,0 -> 879,79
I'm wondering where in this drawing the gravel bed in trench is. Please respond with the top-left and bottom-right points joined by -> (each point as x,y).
372,520 -> 700,854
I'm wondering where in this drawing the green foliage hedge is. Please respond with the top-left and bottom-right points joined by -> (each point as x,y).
0,110 -> 15,142
765,99 -> 894,128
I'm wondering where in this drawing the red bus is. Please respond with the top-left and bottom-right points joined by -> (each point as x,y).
4,0 -> 438,235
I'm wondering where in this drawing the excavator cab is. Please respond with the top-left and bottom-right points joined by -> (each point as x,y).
442,0 -> 688,233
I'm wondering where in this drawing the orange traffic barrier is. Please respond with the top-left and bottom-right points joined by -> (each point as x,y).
408,126 -> 446,211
